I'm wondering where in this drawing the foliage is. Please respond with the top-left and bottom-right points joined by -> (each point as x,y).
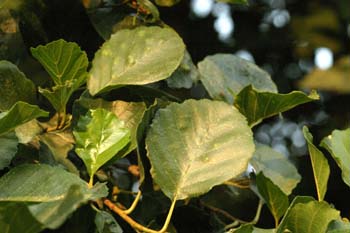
0,1 -> 349,233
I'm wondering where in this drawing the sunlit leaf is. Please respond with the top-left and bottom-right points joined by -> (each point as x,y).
250,144 -> 301,195
256,172 -> 289,226
327,219 -> 350,233
303,126 -> 330,201
198,54 -> 277,104
320,128 -> 350,187
95,210 -> 123,233
73,108 -> 130,182
0,131 -> 18,170
234,85 -> 319,127
0,61 -> 36,111
87,26 -> 185,95
0,101 -> 49,136
146,99 -> 254,200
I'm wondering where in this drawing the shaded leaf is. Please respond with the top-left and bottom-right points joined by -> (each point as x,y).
95,210 -> 123,233
0,131 -> 18,170
250,144 -> 301,195
321,128 -> 350,187
303,126 -> 330,201
0,60 -> 36,111
198,54 -> 277,104
0,164 -> 107,202
256,172 -> 289,226
327,219 -> 350,233
234,224 -> 275,233
73,108 -> 130,181
234,85 -> 319,127
87,26 -> 185,95
146,99 -> 254,200
0,101 -> 49,136
216,0 -> 248,5
155,0 -> 180,7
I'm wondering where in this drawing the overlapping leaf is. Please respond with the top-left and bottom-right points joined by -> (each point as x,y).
95,211 -> 123,233
327,220 -> 350,233
0,132 -> 18,170
146,99 -> 254,200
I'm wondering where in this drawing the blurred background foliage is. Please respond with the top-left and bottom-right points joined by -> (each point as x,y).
0,0 -> 349,231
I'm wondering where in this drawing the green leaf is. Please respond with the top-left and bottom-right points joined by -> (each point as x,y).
73,108 -> 130,182
0,101 -> 49,136
303,126 -> 330,201
0,164 -> 107,202
28,183 -> 107,229
31,39 -> 88,86
166,50 -> 199,89
234,85 -> 319,127
250,144 -> 301,195
0,60 -> 36,111
198,54 -> 277,104
146,99 -> 255,200
256,172 -> 289,226
15,120 -> 42,144
277,199 -> 340,233
155,0 -> 180,7
327,219 -> 350,233
234,224 -> 275,233
87,26 -> 185,95
0,202 -> 43,233
320,128 -> 350,187
95,211 -> 123,233
0,132 -> 18,170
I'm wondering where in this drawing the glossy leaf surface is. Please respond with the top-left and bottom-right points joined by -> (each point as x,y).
198,54 -> 277,104
88,26 -> 185,95
234,85 -> 319,127
146,99 -> 254,200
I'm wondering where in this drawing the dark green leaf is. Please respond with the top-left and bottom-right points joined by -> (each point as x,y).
0,132 -> 18,170
198,54 -> 277,104
74,108 -> 130,181
0,60 -> 36,111
320,128 -> 350,187
250,144 -> 301,195
256,172 -> 289,226
327,219 -> 350,233
303,126 -> 330,201
146,99 -> 254,200
234,85 -> 319,127
95,211 -> 123,233
0,101 -> 49,136
87,26 -> 185,95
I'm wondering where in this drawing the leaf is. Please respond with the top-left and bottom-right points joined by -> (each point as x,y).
73,108 -> 130,181
28,183 -> 107,229
0,202 -> 43,233
87,26 -> 185,95
234,224 -> 275,233
303,126 -> 330,201
256,172 -> 289,226
277,199 -> 340,233
166,50 -> 199,89
0,164 -> 107,202
198,54 -> 277,104
327,219 -> 350,233
320,128 -> 350,187
0,132 -> 18,170
95,211 -> 123,233
234,85 -> 319,127
216,0 -> 248,5
15,120 -> 42,144
250,144 -> 301,195
146,99 -> 255,200
155,0 -> 180,7
0,60 -> 36,111
31,39 -> 88,86
0,101 -> 49,136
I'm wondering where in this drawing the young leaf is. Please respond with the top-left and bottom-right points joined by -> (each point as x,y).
0,132 -> 18,170
320,128 -> 350,187
303,126 -> 330,201
0,101 -> 49,136
0,60 -> 36,111
87,26 -> 185,95
256,172 -> 289,226
73,108 -> 130,184
146,99 -> 255,200
277,199 -> 340,233
250,144 -> 301,195
95,211 -> 123,233
198,54 -> 277,104
234,85 -> 319,127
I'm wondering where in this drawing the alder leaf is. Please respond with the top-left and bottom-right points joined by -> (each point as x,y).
73,108 -> 130,181
88,26 -> 185,95
146,99 -> 254,200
